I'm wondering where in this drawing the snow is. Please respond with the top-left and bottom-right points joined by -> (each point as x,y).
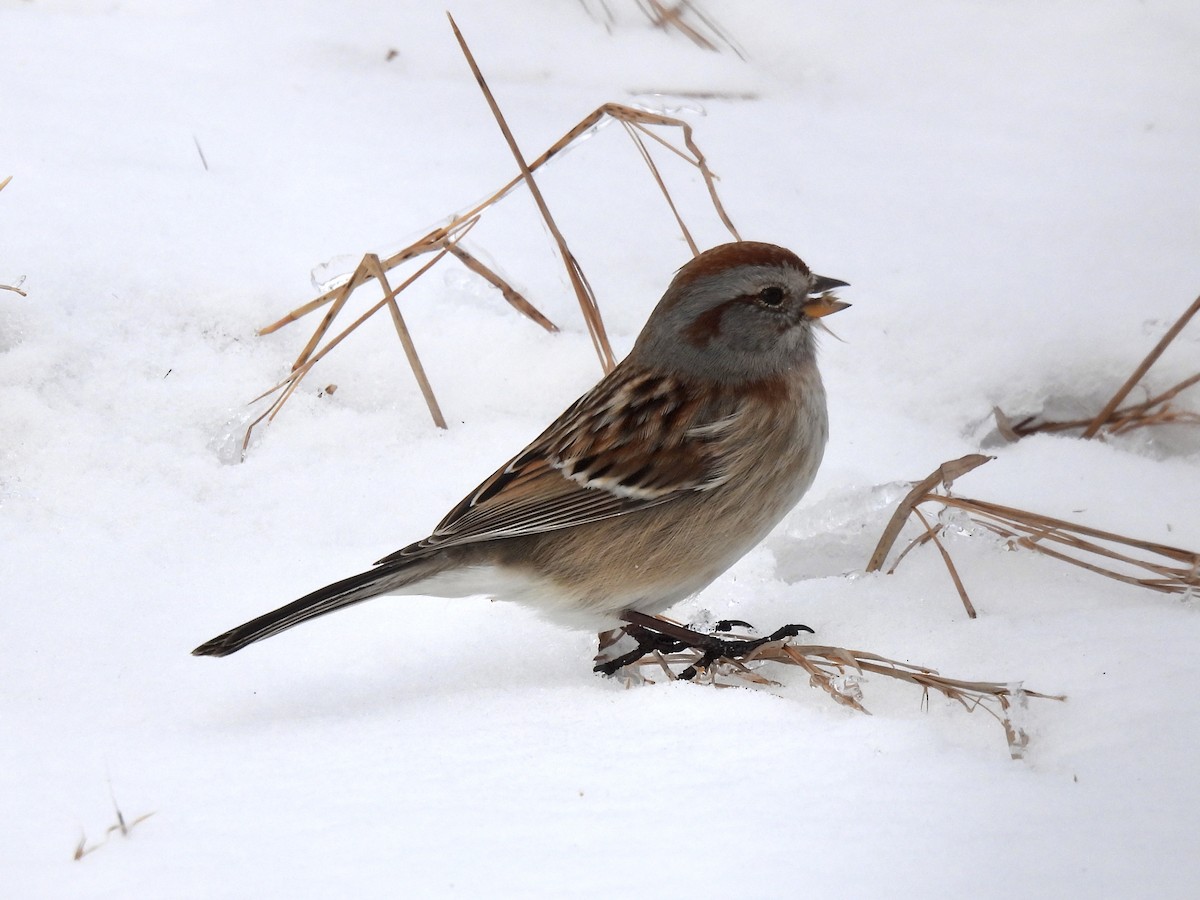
3,0 -> 1199,895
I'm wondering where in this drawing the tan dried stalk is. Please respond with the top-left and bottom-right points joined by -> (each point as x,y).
260,103 -> 739,338
611,635 -> 1061,758
868,454 -> 1200,613
1083,292 -> 1200,438
0,176 -> 25,296
620,119 -> 698,255
449,13 -> 615,373
912,504 -> 978,618
243,247 -> 452,456
370,254 -> 446,430
244,83 -> 740,452
72,788 -> 154,861
634,0 -> 745,58
866,454 -> 993,577
994,293 -> 1200,441
939,495 -> 1200,594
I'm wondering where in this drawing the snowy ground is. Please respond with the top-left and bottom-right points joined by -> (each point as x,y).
4,1 -> 1200,896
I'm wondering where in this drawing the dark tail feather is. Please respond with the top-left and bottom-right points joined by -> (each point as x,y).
192,559 -> 439,657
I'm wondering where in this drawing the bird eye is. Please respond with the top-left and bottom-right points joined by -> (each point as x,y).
757,285 -> 785,308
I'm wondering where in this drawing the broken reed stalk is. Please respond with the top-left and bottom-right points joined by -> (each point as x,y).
448,12 -> 615,373
0,176 -> 25,296
867,454 -> 1200,613
442,243 -> 557,331
634,0 -> 746,59
1083,292 -> 1200,438
260,215 -> 543,338
610,632 -> 1061,758
936,494 -> 1200,594
994,292 -> 1200,441
258,101 -> 737,339
243,248 -> 451,455
368,254 -> 446,429
866,454 -> 993,576
912,505 -> 978,618
994,371 -> 1200,440
621,120 -> 698,255
245,98 -> 739,454
72,788 -> 154,861
243,14 -> 741,453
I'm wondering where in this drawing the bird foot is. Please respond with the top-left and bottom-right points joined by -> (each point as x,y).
593,611 -> 813,681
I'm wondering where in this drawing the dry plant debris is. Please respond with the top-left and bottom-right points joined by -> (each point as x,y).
598,618 -> 1060,759
993,292 -> 1200,441
867,454 -> 1200,617
0,275 -> 26,297
72,789 -> 154,861
634,0 -> 745,57
1,175 -> 27,297
580,1 -> 744,57
240,20 -> 740,458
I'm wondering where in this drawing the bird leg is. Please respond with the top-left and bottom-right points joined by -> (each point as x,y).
593,622 -> 693,677
593,610 -> 814,680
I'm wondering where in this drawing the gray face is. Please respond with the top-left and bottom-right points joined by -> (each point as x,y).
630,260 -> 825,384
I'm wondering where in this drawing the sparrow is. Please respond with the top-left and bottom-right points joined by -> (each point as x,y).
193,241 -> 848,659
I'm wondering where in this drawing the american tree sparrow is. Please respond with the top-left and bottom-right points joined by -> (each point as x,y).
193,241 -> 848,661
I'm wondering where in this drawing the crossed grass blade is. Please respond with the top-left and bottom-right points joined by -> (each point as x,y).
242,25 -> 740,455
995,293 -> 1200,441
868,454 -> 1200,615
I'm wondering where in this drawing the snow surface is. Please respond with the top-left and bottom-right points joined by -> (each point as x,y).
3,1 -> 1200,896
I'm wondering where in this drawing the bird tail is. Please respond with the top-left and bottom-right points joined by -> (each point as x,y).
191,556 -> 446,658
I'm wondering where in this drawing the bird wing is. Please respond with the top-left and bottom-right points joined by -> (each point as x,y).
375,369 -> 740,564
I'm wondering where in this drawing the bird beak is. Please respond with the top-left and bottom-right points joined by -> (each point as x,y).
810,275 -> 850,295
802,275 -> 850,317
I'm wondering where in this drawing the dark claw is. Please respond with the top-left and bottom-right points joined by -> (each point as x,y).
767,623 -> 814,640
677,648 -> 724,681
594,648 -> 647,677
712,619 -> 755,633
